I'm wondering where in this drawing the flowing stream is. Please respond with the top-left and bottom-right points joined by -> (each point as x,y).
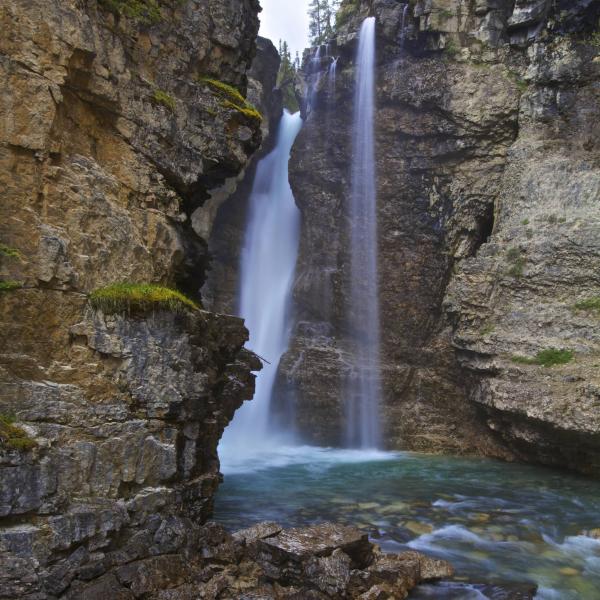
216,448 -> 600,599
219,111 -> 303,458
347,16 -> 381,448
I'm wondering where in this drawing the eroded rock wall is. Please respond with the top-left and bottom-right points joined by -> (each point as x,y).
284,0 -> 600,471
0,0 -> 266,596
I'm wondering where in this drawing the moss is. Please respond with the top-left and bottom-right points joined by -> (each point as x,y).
521,218 -> 530,226
221,100 -> 262,122
152,89 -> 176,111
198,77 -> 247,105
548,214 -> 558,224
198,77 -> 263,122
507,69 -> 529,92
0,414 -> 36,451
0,244 -> 20,259
0,280 -> 23,292
439,9 -> 454,20
526,228 -> 533,240
558,216 -> 566,223
511,348 -> 574,367
574,297 -> 600,313
98,0 -> 162,24
89,283 -> 200,314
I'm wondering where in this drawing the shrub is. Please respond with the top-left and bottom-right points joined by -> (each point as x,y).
521,218 -> 529,226
511,348 -> 574,367
199,77 -> 263,122
90,283 -> 200,314
152,89 -> 176,111
0,415 -> 36,451
444,39 -> 460,57
98,0 -> 162,24
574,297 -> 600,313
0,280 -> 23,292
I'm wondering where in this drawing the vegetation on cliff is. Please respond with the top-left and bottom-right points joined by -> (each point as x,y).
198,77 -> 263,122
511,349 -> 574,368
89,283 -> 200,314
98,0 -> 162,24
152,89 -> 176,111
0,415 -> 36,451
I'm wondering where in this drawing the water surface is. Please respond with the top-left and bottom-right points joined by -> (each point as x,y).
215,447 -> 600,599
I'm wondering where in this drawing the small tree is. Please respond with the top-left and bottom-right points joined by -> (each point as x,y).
277,40 -> 299,112
308,0 -> 340,45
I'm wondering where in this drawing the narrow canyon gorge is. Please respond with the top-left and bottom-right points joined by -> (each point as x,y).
1,0 -> 599,598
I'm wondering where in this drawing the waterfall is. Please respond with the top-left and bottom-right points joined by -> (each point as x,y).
307,45 -> 322,113
219,111 -> 303,456
399,3 -> 409,46
328,56 -> 338,104
346,17 -> 381,449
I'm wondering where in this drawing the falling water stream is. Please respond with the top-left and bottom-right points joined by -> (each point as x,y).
346,17 -> 381,448
219,111 -> 303,462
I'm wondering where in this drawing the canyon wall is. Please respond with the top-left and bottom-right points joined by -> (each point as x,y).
0,0 -> 270,597
282,0 -> 600,472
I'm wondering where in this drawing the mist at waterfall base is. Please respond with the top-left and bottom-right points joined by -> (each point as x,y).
218,111 -> 303,466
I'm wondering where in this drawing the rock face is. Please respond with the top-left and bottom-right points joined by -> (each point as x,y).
0,0 -> 268,596
283,0 -> 600,472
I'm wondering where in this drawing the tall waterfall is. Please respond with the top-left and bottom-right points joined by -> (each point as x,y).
220,111 -> 303,457
346,17 -> 381,449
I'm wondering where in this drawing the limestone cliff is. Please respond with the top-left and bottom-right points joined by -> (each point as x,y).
282,0 -> 600,472
0,0 -> 267,597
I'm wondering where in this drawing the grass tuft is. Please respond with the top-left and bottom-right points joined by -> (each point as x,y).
511,348 -> 574,367
89,283 -> 200,314
0,244 -> 21,259
152,89 -> 176,111
0,415 -> 36,451
506,247 -> 526,278
574,297 -> 600,313
199,77 -> 263,122
0,280 -> 23,292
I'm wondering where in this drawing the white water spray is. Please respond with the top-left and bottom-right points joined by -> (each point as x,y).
346,17 -> 381,449
219,111 -> 303,459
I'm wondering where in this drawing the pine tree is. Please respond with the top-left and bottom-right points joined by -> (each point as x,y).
309,0 -> 342,46
277,40 -> 299,112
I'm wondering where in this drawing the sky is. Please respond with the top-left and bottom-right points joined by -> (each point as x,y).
258,0 -> 310,58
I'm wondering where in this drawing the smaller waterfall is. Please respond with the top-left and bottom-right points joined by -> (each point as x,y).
399,4 -> 409,46
328,56 -> 338,104
307,46 -> 322,113
346,17 -> 381,449
220,111 -> 303,457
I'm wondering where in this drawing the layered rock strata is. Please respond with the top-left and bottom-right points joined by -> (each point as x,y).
281,0 -> 600,473
0,0 -> 267,596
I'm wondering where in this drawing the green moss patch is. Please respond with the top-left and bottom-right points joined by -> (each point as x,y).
511,348 -> 574,367
98,0 -> 162,24
574,297 -> 600,313
152,89 -> 176,111
0,244 -> 20,259
0,415 -> 36,451
89,283 -> 200,314
199,77 -> 263,122
0,280 -> 23,292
